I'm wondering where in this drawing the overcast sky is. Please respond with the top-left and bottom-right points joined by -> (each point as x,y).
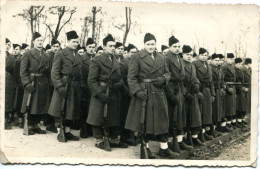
2,1 -> 259,58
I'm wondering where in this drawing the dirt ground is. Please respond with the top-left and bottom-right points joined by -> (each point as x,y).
2,124 -> 250,161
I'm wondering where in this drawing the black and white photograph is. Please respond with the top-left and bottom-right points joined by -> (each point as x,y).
0,0 -> 258,167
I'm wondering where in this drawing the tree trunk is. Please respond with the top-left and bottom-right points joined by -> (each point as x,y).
92,7 -> 96,40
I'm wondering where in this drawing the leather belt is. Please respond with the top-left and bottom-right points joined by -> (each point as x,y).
30,73 -> 46,77
140,79 -> 157,83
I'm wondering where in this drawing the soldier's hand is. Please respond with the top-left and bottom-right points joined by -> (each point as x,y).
197,92 -> 204,103
185,93 -> 194,102
153,76 -> 166,87
136,91 -> 148,101
57,86 -> 66,97
211,96 -> 215,102
97,92 -> 110,104
243,87 -> 248,92
25,83 -> 35,93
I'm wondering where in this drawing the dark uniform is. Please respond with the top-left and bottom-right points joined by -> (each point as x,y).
244,66 -> 251,115
87,52 -> 124,143
5,51 -> 16,127
20,47 -> 52,132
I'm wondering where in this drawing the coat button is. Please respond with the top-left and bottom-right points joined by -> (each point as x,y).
153,92 -> 155,94
46,67 -> 48,69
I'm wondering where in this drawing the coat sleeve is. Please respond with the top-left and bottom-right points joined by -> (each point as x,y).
20,51 -> 31,87
51,51 -> 63,89
127,54 -> 142,95
87,58 -> 103,97
162,57 -> 171,86
163,57 -> 175,98
209,66 -> 216,96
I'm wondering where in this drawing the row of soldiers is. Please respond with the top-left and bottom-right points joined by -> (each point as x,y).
5,30 -> 251,159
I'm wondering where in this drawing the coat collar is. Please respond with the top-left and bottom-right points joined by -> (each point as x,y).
99,52 -> 120,72
166,51 -> 182,70
139,49 -> 155,67
63,46 -> 77,63
39,50 -> 49,69
30,48 -> 42,62
195,60 -> 209,75
183,60 -> 192,74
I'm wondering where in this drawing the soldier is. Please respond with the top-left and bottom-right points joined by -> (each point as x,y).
210,54 -> 225,136
77,45 -> 86,56
21,43 -> 29,55
87,34 -> 128,150
193,48 -> 216,142
79,37 -> 96,138
13,44 -> 24,128
234,58 -> 246,128
5,38 -> 15,130
48,30 -> 82,141
125,33 -> 178,159
96,46 -> 104,56
114,42 -> 124,62
20,32 -> 52,135
243,58 -> 251,124
164,36 -> 192,153
45,44 -> 51,53
181,45 -> 205,146
43,39 -> 61,133
161,45 -> 169,56
222,53 -> 237,130
127,43 -> 137,56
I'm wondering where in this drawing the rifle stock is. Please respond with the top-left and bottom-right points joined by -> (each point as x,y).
58,84 -> 68,143
103,83 -> 111,151
140,86 -> 149,159
23,81 -> 34,135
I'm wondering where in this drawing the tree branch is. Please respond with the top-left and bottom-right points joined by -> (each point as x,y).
58,9 -> 75,35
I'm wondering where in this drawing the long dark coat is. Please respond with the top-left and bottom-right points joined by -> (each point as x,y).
211,64 -> 224,123
125,49 -> 171,135
182,60 -> 202,128
5,51 -> 15,112
244,67 -> 251,113
235,68 -> 246,112
193,60 -> 215,125
120,57 -> 131,125
81,53 -> 93,121
164,51 -> 185,132
13,54 -> 24,112
48,47 -> 82,120
87,52 -> 124,126
20,48 -> 52,115
222,63 -> 236,117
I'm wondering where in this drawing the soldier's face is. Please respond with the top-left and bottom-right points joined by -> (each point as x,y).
129,48 -> 137,56
68,39 -> 79,50
182,51 -> 193,63
162,49 -> 169,56
33,37 -> 43,48
115,46 -> 124,56
226,58 -> 234,64
13,46 -> 21,55
199,52 -> 208,62
6,42 -> 11,51
104,41 -> 115,55
169,42 -> 181,54
123,51 -> 128,59
51,43 -> 60,53
96,50 -> 103,56
211,58 -> 220,66
77,49 -> 85,55
235,62 -> 243,69
86,44 -> 96,55
144,40 -> 156,54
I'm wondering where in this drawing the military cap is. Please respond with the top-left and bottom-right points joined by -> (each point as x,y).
45,44 -> 51,50
211,53 -> 219,60
51,39 -> 60,46
32,32 -> 42,41
115,42 -> 124,49
144,33 -> 156,43
22,43 -> 29,50
66,30 -> 79,40
86,38 -> 95,46
169,36 -> 179,47
13,44 -> 21,49
182,45 -> 192,54
227,53 -> 235,58
218,54 -> 224,59
161,45 -> 168,52
127,43 -> 137,52
244,58 -> 252,65
235,58 -> 242,64
6,38 -> 10,43
103,34 -> 115,46
96,46 -> 103,52
199,48 -> 208,55
193,52 -> 197,57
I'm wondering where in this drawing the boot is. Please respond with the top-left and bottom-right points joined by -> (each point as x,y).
33,126 -> 46,134
230,123 -> 237,130
46,124 -> 58,133
169,139 -> 181,153
125,132 -> 136,146
204,132 -> 213,141
146,148 -> 157,159
217,126 -> 232,133
186,132 -> 193,146
238,122 -> 246,127
19,118 -> 24,128
210,127 -> 217,138
79,123 -> 88,138
198,131 -> 205,143
28,126 -> 35,135
179,141 -> 193,151
215,130 -> 223,137
192,138 -> 205,146
65,132 -> 79,141
4,123 -> 11,130
234,122 -> 242,128
159,148 -> 179,159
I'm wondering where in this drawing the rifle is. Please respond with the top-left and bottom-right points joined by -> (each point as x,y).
140,84 -> 149,159
23,79 -> 35,135
58,83 -> 68,143
103,81 -> 111,151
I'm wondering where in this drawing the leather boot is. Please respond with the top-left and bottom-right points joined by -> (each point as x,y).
210,127 -> 217,138
159,148 -> 179,159
169,139 -> 181,153
204,132 -> 213,140
192,138 -> 205,146
198,131 -> 205,143
179,141 -> 193,151
80,123 -> 88,138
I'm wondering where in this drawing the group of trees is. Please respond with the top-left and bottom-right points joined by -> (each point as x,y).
13,6 -> 137,48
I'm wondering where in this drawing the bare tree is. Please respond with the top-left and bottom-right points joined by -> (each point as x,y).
91,7 -> 102,40
43,6 -> 76,41
13,6 -> 45,47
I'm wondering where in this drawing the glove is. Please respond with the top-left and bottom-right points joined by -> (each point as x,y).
193,84 -> 200,94
185,93 -> 194,102
220,89 -> 226,96
57,86 -> 66,97
197,92 -> 204,103
25,83 -> 35,93
243,87 -> 248,92
136,91 -> 148,101
211,96 -> 215,102
226,87 -> 234,95
153,76 -> 166,87
170,95 -> 178,105
97,92 -> 110,104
